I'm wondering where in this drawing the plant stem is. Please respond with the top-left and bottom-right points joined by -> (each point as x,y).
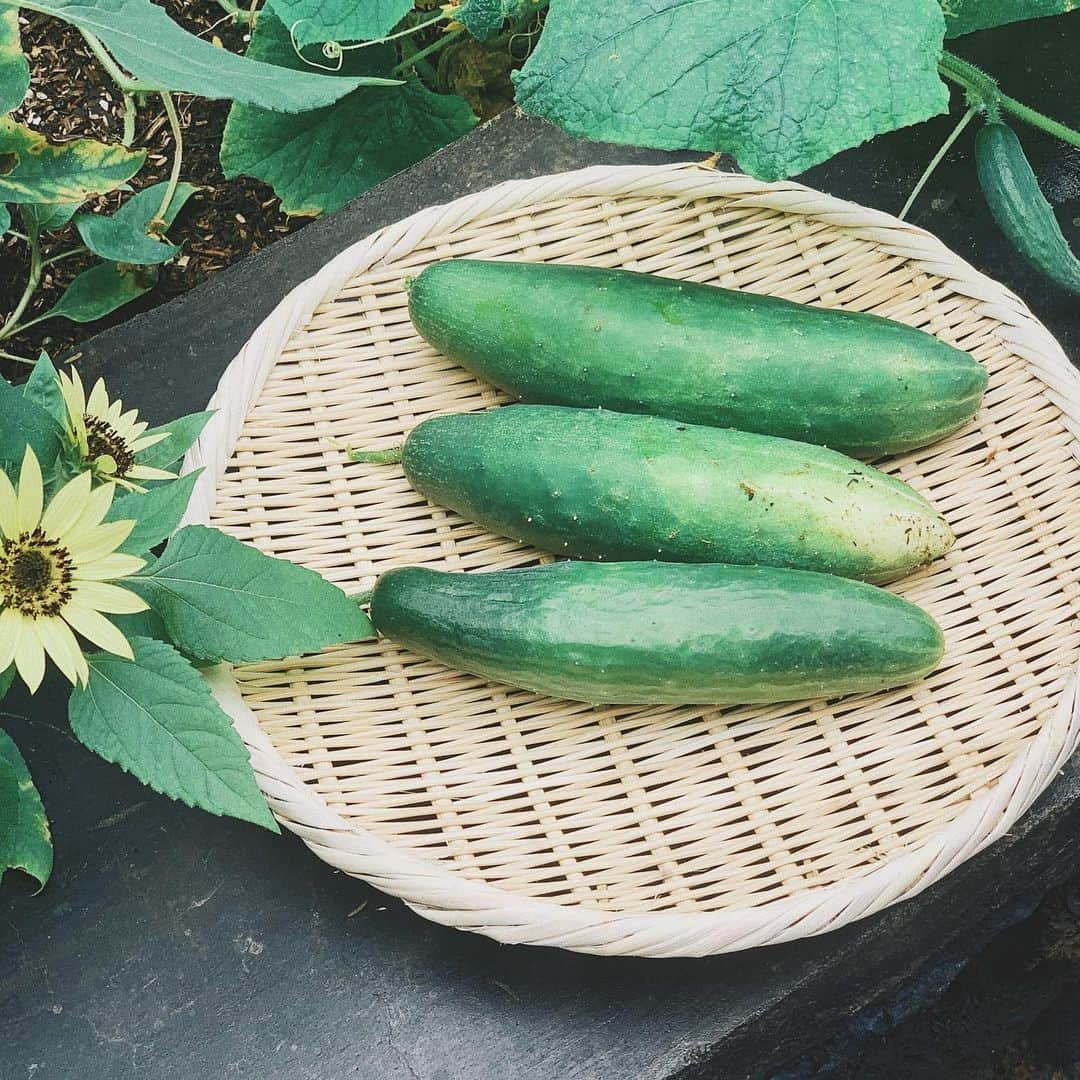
79,29 -> 145,93
0,349 -> 36,364
122,91 -> 138,146
153,92 -> 184,230
899,105 -> 977,220
0,221 -> 43,343
390,26 -> 463,76
938,50 -> 1080,148
42,245 -> 90,267
214,0 -> 254,27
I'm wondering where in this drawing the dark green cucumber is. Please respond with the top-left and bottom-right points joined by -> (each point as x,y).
407,259 -> 988,458
370,562 -> 945,705
976,121 -> 1080,296
378,405 -> 953,582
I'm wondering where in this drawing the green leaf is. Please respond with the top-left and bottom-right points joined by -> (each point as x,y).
128,524 -> 376,663
456,0 -> 532,40
110,606 -> 168,642
269,0 -> 413,46
0,203 -> 8,236
221,10 -> 476,215
75,181 -> 199,266
940,0 -> 1076,36
0,376 -> 62,471
0,7 -> 29,112
20,200 -> 82,231
135,410 -> 213,470
0,666 -> 13,701
22,352 -> 66,426
107,469 -> 201,554
43,260 -> 157,324
0,117 -> 145,205
513,0 -> 951,182
68,637 -> 278,831
11,0 -> 400,111
0,728 -> 54,889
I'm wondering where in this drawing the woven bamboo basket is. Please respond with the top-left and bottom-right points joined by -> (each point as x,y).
182,163 -> 1080,958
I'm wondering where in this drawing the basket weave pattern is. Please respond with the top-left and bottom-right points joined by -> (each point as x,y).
185,166 -> 1080,956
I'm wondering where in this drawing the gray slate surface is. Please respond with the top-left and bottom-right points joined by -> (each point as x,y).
2,19 -> 1078,1080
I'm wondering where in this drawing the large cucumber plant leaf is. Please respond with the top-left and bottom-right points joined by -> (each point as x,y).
0,7 -> 29,112
941,0 -> 1077,36
514,0 -> 951,181
268,0 -> 413,46
6,0 -> 399,111
455,0 -> 533,41
220,9 -> 476,215
0,117 -> 145,204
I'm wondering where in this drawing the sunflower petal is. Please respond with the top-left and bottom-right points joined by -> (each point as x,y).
67,519 -> 133,564
0,608 -> 21,672
72,552 -> 145,581
72,580 -> 147,614
87,378 -> 110,416
39,470 -> 93,539
0,468 -> 17,540
131,430 -> 170,452
128,464 -> 178,482
34,616 -> 84,686
13,621 -> 46,693
68,480 -> 116,539
62,604 -> 133,660
16,446 -> 43,533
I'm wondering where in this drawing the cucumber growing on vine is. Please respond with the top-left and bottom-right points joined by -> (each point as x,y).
976,121 -> 1080,296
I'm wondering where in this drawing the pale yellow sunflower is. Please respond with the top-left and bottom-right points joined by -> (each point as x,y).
0,447 -> 148,692
58,369 -> 175,491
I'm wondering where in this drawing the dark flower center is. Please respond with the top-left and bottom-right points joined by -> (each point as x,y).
0,529 -> 74,617
84,414 -> 135,477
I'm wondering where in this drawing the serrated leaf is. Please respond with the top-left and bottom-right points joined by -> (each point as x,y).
0,117 -> 145,205
456,0 -> 532,40
68,637 -> 278,831
940,0 -> 1076,36
135,410 -> 213,470
221,10 -> 476,215
0,729 -> 53,889
20,201 -> 82,231
514,0 -> 950,181
22,352 -> 65,425
0,376 -> 62,470
0,7 -> 29,112
269,0 -> 413,46
75,181 -> 199,266
10,0 -> 399,110
128,524 -> 376,663
107,469 -> 201,554
44,260 -> 157,324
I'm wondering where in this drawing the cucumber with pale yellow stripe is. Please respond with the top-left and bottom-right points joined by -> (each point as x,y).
350,405 -> 954,582
407,259 -> 987,457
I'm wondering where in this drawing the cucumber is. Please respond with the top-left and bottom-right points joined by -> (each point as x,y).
370,562 -> 945,705
407,259 -> 988,458
362,405 -> 953,582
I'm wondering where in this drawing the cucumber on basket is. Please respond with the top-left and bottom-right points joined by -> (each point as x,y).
369,562 -> 945,705
407,259 -> 988,458
350,406 -> 954,582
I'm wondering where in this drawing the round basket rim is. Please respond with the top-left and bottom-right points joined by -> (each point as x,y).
181,162 -> 1080,958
